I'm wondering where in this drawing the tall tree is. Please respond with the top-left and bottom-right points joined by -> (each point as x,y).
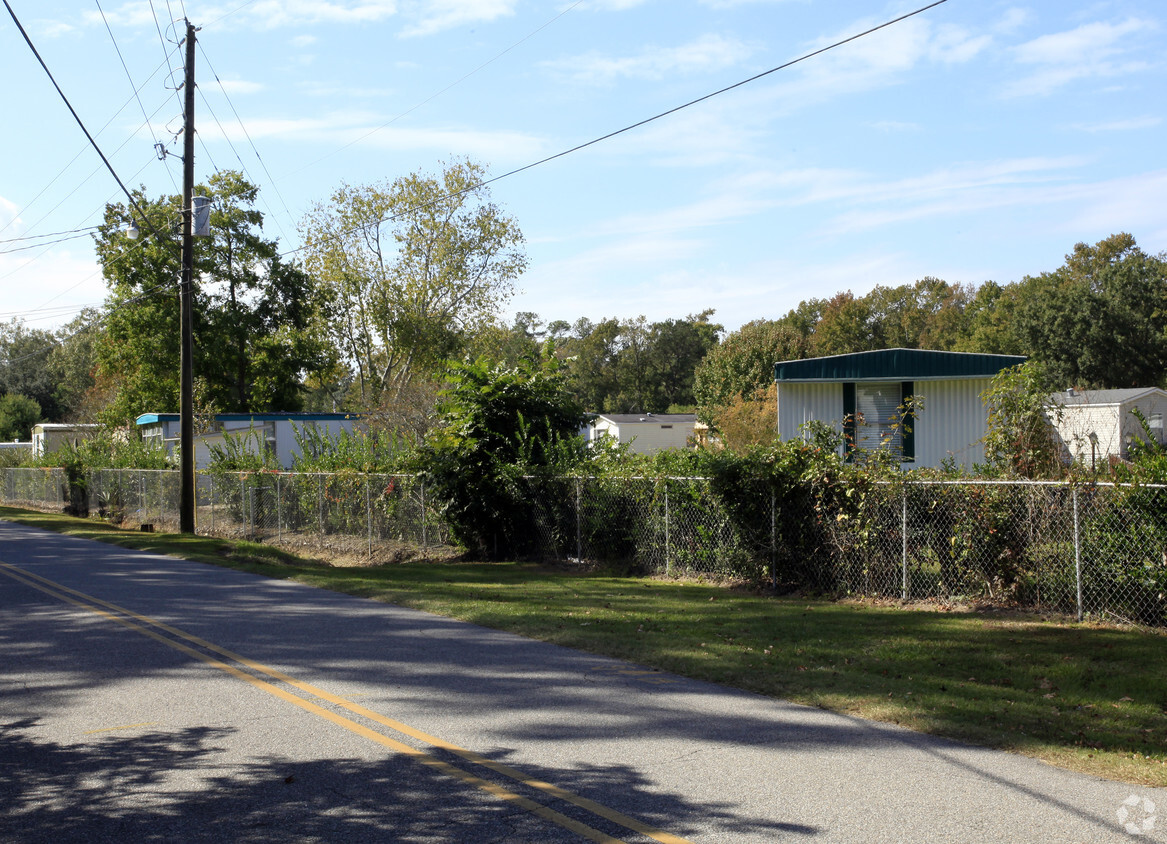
693,320 -> 809,426
1013,234 -> 1167,388
0,320 -> 61,420
48,309 -> 101,421
0,393 -> 40,441
93,172 -> 323,423
93,172 -> 324,422
300,158 -> 526,408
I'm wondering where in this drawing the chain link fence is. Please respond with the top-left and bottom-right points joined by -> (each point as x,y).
2,468 -> 1164,625
194,472 -> 453,561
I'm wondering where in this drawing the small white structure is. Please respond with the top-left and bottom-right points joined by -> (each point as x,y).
585,413 -> 697,455
1049,388 -> 1167,466
774,349 -> 1027,470
136,412 -> 360,469
31,423 -> 99,458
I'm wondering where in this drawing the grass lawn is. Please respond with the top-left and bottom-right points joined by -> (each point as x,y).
3,505 -> 1165,787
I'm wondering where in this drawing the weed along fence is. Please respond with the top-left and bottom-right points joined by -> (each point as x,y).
2,468 -> 1165,626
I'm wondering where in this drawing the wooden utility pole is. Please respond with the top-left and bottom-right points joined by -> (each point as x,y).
179,20 -> 196,533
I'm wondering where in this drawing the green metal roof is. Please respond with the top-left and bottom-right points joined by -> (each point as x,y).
773,348 -> 1026,383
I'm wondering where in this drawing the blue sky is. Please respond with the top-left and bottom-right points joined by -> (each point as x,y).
2,0 -> 1164,336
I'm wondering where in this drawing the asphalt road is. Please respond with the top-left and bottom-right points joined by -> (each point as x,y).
1,519 -> 1162,843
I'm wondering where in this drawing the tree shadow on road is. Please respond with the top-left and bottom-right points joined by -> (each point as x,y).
1,718 -> 820,843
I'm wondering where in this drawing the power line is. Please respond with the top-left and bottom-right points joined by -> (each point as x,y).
198,41 -> 294,239
0,54 -> 173,241
282,0 -> 950,259
0,226 -> 100,245
2,0 -> 182,263
0,231 -> 94,255
287,0 -> 589,180
148,0 -> 184,117
96,0 -> 181,196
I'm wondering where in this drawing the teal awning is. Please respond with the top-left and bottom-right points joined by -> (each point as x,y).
774,348 -> 1026,382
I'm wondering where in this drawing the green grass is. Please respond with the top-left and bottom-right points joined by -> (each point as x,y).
3,505 -> 1165,786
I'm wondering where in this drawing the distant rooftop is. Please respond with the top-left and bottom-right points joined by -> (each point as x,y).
136,412 -> 357,426
1051,388 -> 1167,406
774,348 -> 1026,382
591,413 -> 697,424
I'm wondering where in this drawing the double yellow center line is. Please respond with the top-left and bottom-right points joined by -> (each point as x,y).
1,561 -> 693,844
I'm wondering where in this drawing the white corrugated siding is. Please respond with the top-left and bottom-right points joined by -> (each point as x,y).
591,419 -> 695,455
777,383 -> 843,445
911,378 -> 991,469
777,379 -> 991,469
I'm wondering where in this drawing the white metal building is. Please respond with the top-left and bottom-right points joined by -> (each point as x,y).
31,423 -> 100,458
1049,387 -> 1167,466
585,413 -> 697,455
136,412 -> 360,469
774,349 -> 1027,470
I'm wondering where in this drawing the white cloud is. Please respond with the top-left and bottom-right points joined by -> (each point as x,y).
1070,116 -> 1163,133
868,120 -> 920,133
31,19 -> 78,38
1006,17 -> 1155,97
0,248 -> 106,325
397,0 -> 518,38
574,0 -> 649,11
0,196 -> 20,231
216,78 -> 265,95
757,16 -> 987,111
290,34 -> 317,47
545,34 -> 753,84
77,0 -> 519,37
198,111 -> 545,160
995,7 -> 1031,36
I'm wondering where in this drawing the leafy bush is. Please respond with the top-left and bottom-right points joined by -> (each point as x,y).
417,355 -> 585,558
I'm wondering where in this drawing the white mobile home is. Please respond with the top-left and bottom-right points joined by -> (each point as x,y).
31,423 -> 99,458
774,349 -> 1027,470
136,412 -> 360,469
1049,388 -> 1167,466
585,413 -> 697,455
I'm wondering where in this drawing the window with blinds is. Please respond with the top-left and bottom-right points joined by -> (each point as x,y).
842,381 -> 915,462
855,382 -> 902,454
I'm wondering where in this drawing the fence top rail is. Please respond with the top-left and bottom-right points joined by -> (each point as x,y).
878,479 -> 1167,489
9,466 -> 1167,490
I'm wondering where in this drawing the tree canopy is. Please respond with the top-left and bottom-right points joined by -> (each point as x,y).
92,171 -> 324,423
300,158 -> 526,409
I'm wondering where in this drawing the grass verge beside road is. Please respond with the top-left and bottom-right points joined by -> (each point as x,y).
3,505 -> 1164,787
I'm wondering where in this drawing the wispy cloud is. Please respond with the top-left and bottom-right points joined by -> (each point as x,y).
31,19 -> 78,38
754,16 -> 988,112
397,0 -> 518,37
545,34 -> 754,84
1069,116 -> 1163,133
1005,17 -> 1156,97
79,0 -> 401,31
215,78 -> 265,95
77,0 -> 516,36
198,111 -> 544,160
0,196 -> 21,231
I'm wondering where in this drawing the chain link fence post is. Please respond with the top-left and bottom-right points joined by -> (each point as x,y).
366,474 -> 373,559
1073,487 -> 1083,622
276,473 -> 282,543
902,485 -> 909,600
664,479 -> 671,576
770,487 -> 777,592
575,476 -> 582,562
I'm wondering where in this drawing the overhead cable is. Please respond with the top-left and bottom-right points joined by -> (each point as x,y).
282,0 -> 950,258
2,0 -> 183,262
